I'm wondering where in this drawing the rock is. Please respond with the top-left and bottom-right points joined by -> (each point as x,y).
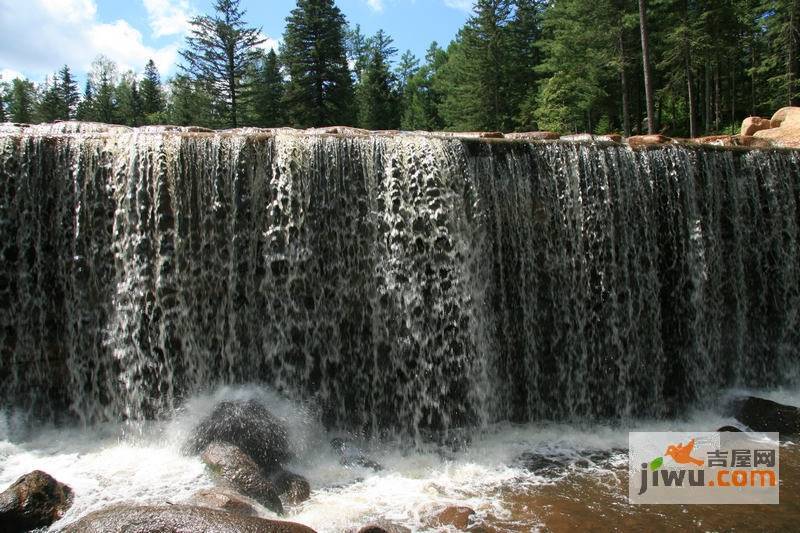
186,487 -> 260,517
357,521 -> 411,533
479,132 -> 504,139
515,453 -> 567,479
0,470 -> 74,532
506,131 -> 560,140
740,116 -> 773,137
186,399 -> 292,473
201,442 -> 284,514
61,504 -> 317,533
737,135 -> 774,148
717,425 -> 743,432
560,133 -> 596,142
730,396 -> 800,436
754,124 -> 800,148
330,438 -> 383,471
770,106 -> 800,127
430,506 -> 476,530
692,135 -> 773,148
271,469 -> 311,506
596,134 -> 623,143
626,134 -> 672,147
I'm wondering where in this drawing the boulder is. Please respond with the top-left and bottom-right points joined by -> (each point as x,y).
506,131 -> 560,140
740,116 -> 773,137
626,135 -> 672,147
730,396 -> 800,436
429,506 -> 476,530
356,521 -> 412,533
61,505 -> 317,533
201,442 -> 284,514
186,399 -> 292,473
770,106 -> 800,127
0,470 -> 73,532
186,487 -> 260,517
754,124 -> 800,148
271,470 -> 311,506
717,426 -> 743,432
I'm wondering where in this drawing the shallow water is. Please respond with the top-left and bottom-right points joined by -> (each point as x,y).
1,385 -> 798,532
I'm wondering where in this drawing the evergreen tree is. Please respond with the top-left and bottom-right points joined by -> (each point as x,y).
167,75 -> 217,127
90,56 -> 119,124
76,80 -> 95,121
7,78 -> 36,123
357,30 -> 401,129
248,49 -> 285,127
117,73 -> 144,126
282,0 -> 355,127
37,76 -> 63,123
141,59 -> 165,120
402,42 -> 448,130
180,0 -> 264,127
0,85 -> 5,122
57,65 -> 79,119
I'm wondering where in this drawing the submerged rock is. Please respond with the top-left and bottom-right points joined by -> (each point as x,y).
717,425 -> 743,432
0,470 -> 73,532
356,521 -> 412,533
186,399 -> 292,472
186,487 -> 260,517
201,442 -> 284,514
62,504 -> 317,533
730,396 -> 800,436
271,469 -> 311,506
429,505 -> 477,530
330,438 -> 383,471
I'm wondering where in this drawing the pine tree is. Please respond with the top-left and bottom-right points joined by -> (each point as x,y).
117,73 -> 144,126
357,30 -> 400,129
37,76 -> 63,123
7,78 -> 36,123
180,0 -> 264,127
57,65 -> 79,119
639,0 -> 658,133
90,56 -> 119,124
402,42 -> 448,130
248,49 -> 285,127
282,0 -> 355,127
167,75 -> 217,127
0,85 -> 6,122
141,59 -> 165,121
76,80 -> 95,121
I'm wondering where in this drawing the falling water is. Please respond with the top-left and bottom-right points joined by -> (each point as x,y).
1,123 -> 798,436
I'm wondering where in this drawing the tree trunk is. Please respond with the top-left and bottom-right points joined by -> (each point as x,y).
730,58 -> 736,135
714,60 -> 721,131
638,0 -> 657,134
619,30 -> 631,136
789,1 -> 799,106
686,49 -> 697,138
705,63 -> 711,134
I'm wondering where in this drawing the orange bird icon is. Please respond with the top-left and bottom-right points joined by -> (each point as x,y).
665,439 -> 704,467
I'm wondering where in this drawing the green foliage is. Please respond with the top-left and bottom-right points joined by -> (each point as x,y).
401,43 -> 447,130
282,0 -> 354,127
7,78 -> 36,123
167,75 -> 217,128
180,0 -> 264,127
141,59 -> 165,122
246,49 -> 286,127
356,30 -> 401,129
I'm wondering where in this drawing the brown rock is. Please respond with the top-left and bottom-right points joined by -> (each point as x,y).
271,470 -> 311,506
186,487 -> 260,517
61,504 -> 317,533
357,521 -> 411,533
596,134 -> 623,143
0,470 -> 74,532
559,133 -> 595,142
201,442 -> 284,514
740,116 -> 773,137
693,135 -> 735,145
754,125 -> 800,148
506,131 -> 560,140
770,106 -> 800,127
431,505 -> 477,530
738,135 -> 774,149
626,135 -> 672,147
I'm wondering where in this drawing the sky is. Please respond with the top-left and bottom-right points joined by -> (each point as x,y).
0,0 -> 474,83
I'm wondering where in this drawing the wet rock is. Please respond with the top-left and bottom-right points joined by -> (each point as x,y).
0,470 -> 73,532
430,505 -> 476,530
61,504 -> 317,533
626,134 -> 672,147
271,469 -> 311,506
186,399 -> 292,473
330,438 -> 383,471
201,442 -> 284,514
717,425 -> 743,432
186,487 -> 260,517
740,116 -> 773,137
516,452 -> 568,478
356,521 -> 411,533
730,396 -> 800,436
560,133 -> 596,142
505,131 -> 560,140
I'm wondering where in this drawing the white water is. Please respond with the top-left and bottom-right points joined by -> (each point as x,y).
2,384 -> 796,532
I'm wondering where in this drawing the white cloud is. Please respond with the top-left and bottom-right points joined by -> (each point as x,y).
1,68 -> 25,82
443,0 -> 472,12
143,0 -> 192,38
366,0 -> 384,11
256,33 -> 282,55
0,0 -> 182,80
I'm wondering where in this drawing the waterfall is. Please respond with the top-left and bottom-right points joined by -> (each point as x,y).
1,123 -> 799,435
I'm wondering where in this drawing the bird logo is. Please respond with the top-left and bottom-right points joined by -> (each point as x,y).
664,438 -> 704,467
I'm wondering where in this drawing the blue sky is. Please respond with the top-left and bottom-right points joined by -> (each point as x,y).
0,0 -> 473,83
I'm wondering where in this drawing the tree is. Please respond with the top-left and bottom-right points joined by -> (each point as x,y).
141,59 -> 165,121
57,65 -> 79,119
7,78 -> 36,123
357,30 -> 401,129
88,55 -> 119,123
402,42 -> 448,130
0,85 -> 5,122
639,0 -> 657,133
37,76 -> 63,122
247,48 -> 285,127
167,74 -> 217,127
76,80 -> 95,121
117,73 -> 144,126
282,0 -> 355,127
180,0 -> 264,127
